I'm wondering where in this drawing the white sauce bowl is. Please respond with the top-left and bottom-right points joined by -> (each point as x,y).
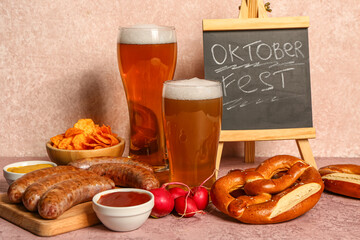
3,160 -> 57,185
92,188 -> 154,232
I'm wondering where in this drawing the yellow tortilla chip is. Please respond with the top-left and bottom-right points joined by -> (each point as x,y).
73,119 -> 96,135
58,137 -> 73,149
94,133 -> 112,145
65,127 -> 84,138
51,134 -> 64,147
72,133 -> 87,150
50,119 -> 119,150
104,133 -> 119,146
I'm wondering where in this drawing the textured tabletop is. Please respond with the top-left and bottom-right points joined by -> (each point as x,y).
1,156 -> 359,240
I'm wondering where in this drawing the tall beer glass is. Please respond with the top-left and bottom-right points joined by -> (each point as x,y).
162,78 -> 223,188
117,25 -> 177,171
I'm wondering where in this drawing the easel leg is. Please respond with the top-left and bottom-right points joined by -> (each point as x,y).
244,141 -> 255,163
215,142 -> 224,179
296,139 -> 317,169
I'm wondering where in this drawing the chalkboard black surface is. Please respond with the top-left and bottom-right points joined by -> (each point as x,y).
203,27 -> 313,131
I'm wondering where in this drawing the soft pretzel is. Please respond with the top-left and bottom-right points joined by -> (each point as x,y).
210,155 -> 324,224
319,164 -> 360,198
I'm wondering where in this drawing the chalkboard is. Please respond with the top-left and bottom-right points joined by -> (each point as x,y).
203,27 -> 313,131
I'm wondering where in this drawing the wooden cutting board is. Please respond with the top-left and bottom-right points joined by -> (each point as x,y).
0,193 -> 100,236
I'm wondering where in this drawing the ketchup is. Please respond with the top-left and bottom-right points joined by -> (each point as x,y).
98,191 -> 151,207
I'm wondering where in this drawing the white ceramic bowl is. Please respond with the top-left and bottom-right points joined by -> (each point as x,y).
92,188 -> 154,232
3,160 -> 57,185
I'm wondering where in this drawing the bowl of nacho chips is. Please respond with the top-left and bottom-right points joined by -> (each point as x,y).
46,119 -> 125,165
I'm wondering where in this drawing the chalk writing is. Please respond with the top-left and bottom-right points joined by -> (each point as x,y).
210,40 -> 306,108
203,28 -> 313,130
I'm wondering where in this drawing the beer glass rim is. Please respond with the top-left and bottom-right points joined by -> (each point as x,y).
118,25 -> 175,31
163,79 -> 221,87
163,79 -> 223,100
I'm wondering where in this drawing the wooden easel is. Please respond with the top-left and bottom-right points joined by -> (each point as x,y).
214,0 -> 317,178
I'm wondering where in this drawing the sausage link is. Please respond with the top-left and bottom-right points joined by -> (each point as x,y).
22,170 -> 98,211
88,163 -> 160,190
7,166 -> 79,203
38,176 -> 115,219
68,156 -> 154,172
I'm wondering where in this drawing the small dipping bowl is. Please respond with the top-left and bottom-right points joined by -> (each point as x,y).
3,160 -> 57,184
92,188 -> 154,232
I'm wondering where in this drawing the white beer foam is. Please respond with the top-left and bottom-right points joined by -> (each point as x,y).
163,78 -> 223,100
118,24 -> 176,44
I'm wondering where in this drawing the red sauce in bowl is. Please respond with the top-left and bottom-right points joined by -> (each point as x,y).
98,191 -> 151,207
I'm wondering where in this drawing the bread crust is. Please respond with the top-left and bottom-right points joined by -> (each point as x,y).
319,164 -> 360,198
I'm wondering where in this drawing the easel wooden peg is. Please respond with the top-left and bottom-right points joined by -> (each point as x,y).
239,0 -> 268,19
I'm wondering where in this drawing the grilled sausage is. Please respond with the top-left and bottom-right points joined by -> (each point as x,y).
22,170 -> 98,211
88,163 -> 160,190
68,156 -> 154,172
7,166 -> 79,203
38,176 -> 115,219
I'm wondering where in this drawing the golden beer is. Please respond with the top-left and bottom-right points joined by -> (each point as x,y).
117,25 -> 177,170
162,78 -> 222,188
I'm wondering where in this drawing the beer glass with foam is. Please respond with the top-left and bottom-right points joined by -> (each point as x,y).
117,25 -> 177,171
162,78 -> 223,188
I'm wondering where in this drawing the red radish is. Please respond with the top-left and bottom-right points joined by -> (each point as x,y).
190,170 -> 215,210
149,188 -> 174,218
191,186 -> 209,210
150,181 -> 191,218
174,195 -> 198,218
168,187 -> 188,200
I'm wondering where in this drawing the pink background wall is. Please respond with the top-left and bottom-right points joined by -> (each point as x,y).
0,0 -> 359,158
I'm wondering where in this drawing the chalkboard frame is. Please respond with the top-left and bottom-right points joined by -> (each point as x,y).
203,16 -> 310,31
203,16 -> 315,138
202,16 -> 317,169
